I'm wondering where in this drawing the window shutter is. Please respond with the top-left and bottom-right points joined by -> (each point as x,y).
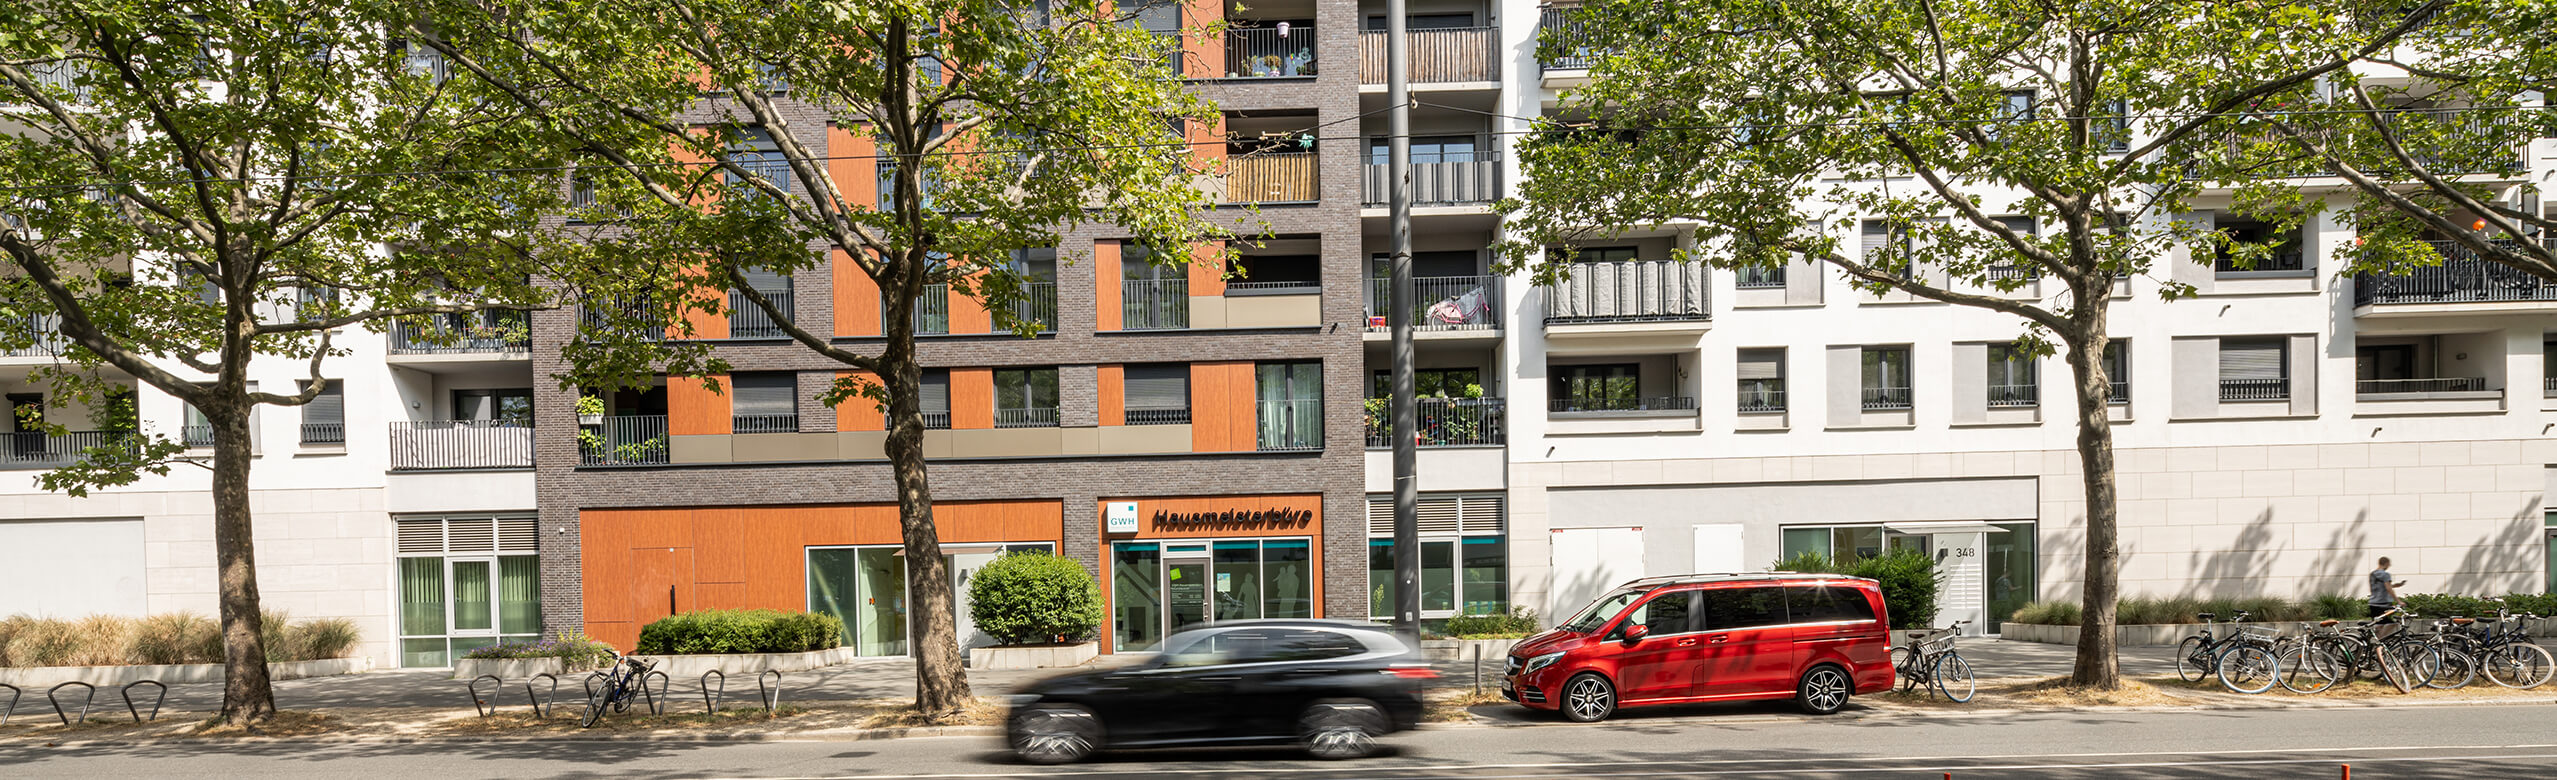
447,517 -> 496,552
2220,339 -> 2286,381
732,373 -> 795,417
1417,498 -> 1461,533
1736,349 -> 1784,380
1125,365 -> 1189,408
1997,216 -> 2036,236
397,519 -> 444,554
1458,495 -> 1505,534
1860,220 -> 1893,261
920,371 -> 950,414
303,382 -> 344,426
497,517 -> 539,552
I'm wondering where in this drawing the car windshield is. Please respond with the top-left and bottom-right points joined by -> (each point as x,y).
1558,588 -> 1647,634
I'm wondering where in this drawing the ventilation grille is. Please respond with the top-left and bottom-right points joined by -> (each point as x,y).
497,517 -> 539,552
446,517 -> 496,552
1368,494 -> 1505,536
397,515 -> 540,555
396,520 -> 444,554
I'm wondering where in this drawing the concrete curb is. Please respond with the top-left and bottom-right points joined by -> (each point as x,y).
9,725 -> 1006,749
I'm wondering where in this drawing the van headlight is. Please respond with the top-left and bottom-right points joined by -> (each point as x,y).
1522,651 -> 1564,675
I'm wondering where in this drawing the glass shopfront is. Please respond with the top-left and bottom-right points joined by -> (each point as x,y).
807,542 -> 1053,657
1780,521 -> 2037,634
395,515 -> 541,667
1110,538 -> 1313,652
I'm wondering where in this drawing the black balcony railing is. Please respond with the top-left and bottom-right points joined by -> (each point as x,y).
28,59 -> 97,101
299,422 -> 345,445
727,289 -> 793,339
1010,282 -> 1057,332
1537,8 -> 1604,70
1256,399 -> 1323,451
2196,111 -> 2527,181
2356,377 -> 2489,396
1,431 -> 139,471
1361,154 -> 1502,206
388,317 -> 529,355
388,421 -> 534,470
1366,275 -> 1501,331
2219,378 -> 2290,401
1738,383 -> 1786,413
1223,26 -> 1316,78
1986,384 -> 2039,408
920,412 -> 953,430
1125,406 -> 1191,425
1860,387 -> 1913,410
1550,396 -> 1698,415
1544,260 -> 1709,324
1122,278 -> 1190,330
1359,26 -> 1500,84
579,296 -> 663,342
183,425 -> 215,447
731,413 -> 799,434
909,283 -> 951,335
3,314 -> 68,357
1365,398 -> 1505,448
2353,240 -> 2556,306
580,415 -> 669,466
2110,380 -> 2131,405
728,157 -> 794,198
1734,267 -> 1786,289
994,407 -> 1060,428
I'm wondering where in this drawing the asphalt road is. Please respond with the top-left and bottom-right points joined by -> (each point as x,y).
7,702 -> 2551,779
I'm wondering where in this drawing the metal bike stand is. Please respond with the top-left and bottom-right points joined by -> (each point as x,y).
468,675 -> 505,717
121,680 -> 166,723
47,681 -> 96,726
756,670 -> 782,712
640,670 -> 670,715
698,670 -> 725,714
525,673 -> 561,718
1,683 -> 19,726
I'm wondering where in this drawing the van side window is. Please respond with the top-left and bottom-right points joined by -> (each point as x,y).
1785,585 -> 1876,623
1623,591 -> 1696,635
1698,586 -> 1787,631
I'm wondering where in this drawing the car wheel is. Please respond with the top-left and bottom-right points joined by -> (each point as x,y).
1560,673 -> 1615,723
1299,699 -> 1387,760
1796,664 -> 1852,715
1007,703 -> 1102,765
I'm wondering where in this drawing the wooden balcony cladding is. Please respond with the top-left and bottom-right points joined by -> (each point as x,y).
1358,27 -> 1500,84
1224,152 -> 1317,204
1096,240 -> 1124,331
951,368 -> 995,430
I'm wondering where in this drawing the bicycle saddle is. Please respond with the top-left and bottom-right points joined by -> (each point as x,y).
2317,619 -> 2338,627
2197,612 -> 2216,620
2451,617 -> 2475,625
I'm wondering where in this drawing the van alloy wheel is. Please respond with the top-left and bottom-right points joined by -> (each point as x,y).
1798,666 -> 1851,714
1562,674 -> 1615,722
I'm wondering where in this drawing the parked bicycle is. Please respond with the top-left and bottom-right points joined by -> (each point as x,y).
2213,619 -> 2283,694
2174,610 -> 2252,683
580,649 -> 656,728
1889,620 -> 1974,702
2442,599 -> 2554,689
2306,607 -> 2428,692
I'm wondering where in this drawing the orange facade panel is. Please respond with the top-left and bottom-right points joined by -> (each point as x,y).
834,371 -> 886,432
828,124 -> 877,216
1187,241 -> 1227,298
1095,240 -> 1122,331
833,250 -> 884,338
950,368 -> 995,430
948,271 -> 993,335
667,375 -> 732,436
1097,364 -> 1126,426
1189,361 -> 1254,451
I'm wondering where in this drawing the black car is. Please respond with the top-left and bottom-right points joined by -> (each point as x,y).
1003,620 -> 1432,763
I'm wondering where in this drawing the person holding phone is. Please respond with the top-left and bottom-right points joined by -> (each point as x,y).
2368,556 -> 2407,619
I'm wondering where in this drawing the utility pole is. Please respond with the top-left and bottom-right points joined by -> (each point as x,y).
1386,0 -> 1420,646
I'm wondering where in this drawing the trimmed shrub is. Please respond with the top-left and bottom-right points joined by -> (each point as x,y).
130,613 -> 220,665
968,551 -> 1105,646
635,609 -> 844,655
1442,608 -> 1540,639
1771,549 -> 1940,630
463,630 -> 618,669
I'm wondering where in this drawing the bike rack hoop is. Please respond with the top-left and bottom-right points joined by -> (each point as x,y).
0,683 -> 20,726
699,669 -> 726,714
121,680 -> 166,723
640,670 -> 670,716
526,673 -> 562,718
46,681 -> 96,727
756,670 -> 782,712
467,675 -> 504,718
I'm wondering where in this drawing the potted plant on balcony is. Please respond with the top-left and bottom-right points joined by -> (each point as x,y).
575,394 -> 605,426
966,550 -> 1104,670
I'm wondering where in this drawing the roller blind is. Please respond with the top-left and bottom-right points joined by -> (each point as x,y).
920,370 -> 950,414
1125,364 -> 1188,408
301,381 -> 343,426
1860,219 -> 1896,261
1736,349 -> 1784,380
1996,216 -> 2036,235
2219,338 -> 2287,381
732,372 -> 796,416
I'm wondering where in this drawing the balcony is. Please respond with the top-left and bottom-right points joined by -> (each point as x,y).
1225,152 -> 1317,204
2196,112 -> 2527,181
731,413 -> 799,434
1537,7 -> 1604,71
727,288 -> 793,340
3,314 -> 68,359
1359,27 -> 1500,85
2353,241 -> 2556,309
0,431 -> 137,471
1222,26 -> 1317,79
579,296 -> 663,342
579,415 -> 669,466
1361,153 -> 1501,207
1550,396 -> 1696,416
1011,282 -> 1057,332
2218,378 -> 2290,402
1364,275 -> 1500,335
1860,387 -> 1913,411
911,284 -> 951,335
387,317 -> 529,356
1364,398 -> 1504,448
1256,399 -> 1323,451
729,157 -> 794,199
1543,260 -> 1709,328
388,421 -> 533,471
26,60 -> 96,102
1986,384 -> 2039,408
994,408 -> 1060,429
1122,278 -> 1190,330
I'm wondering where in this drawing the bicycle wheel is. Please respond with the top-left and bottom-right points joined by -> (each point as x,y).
2379,643 -> 2435,692
2174,636 -> 2212,683
1889,647 -> 1915,691
2216,644 -> 2279,694
2483,643 -> 2557,689
2311,636 -> 2366,680
1930,652 -> 1975,703
2277,642 -> 2344,694
2425,647 -> 2476,689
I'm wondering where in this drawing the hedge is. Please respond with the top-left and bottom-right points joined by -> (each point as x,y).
1441,609 -> 1540,639
968,551 -> 1104,645
2004,592 -> 2550,626
634,609 -> 842,655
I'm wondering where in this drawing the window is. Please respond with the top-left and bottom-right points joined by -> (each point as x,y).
2097,99 -> 2131,153
994,368 -> 1060,427
453,389 -> 534,426
1255,362 -> 1321,450
1698,586 -> 1787,631
1861,220 -> 1912,277
1123,364 -> 1190,424
2103,341 -> 2130,404
1861,347 -> 1912,410
1623,591 -> 1695,636
1120,244 -> 1188,330
1986,345 -> 2037,408
2213,218 -> 2307,274
1737,348 -> 1785,413
1366,494 -> 1507,619
1785,586 -> 1876,624
727,127 -> 790,198
1363,13 -> 1477,30
1571,246 -> 1638,264
1551,363 -> 1638,413
2219,338 -> 2289,401
1366,135 -> 1481,165
731,372 -> 798,433
1229,253 -> 1320,290
2545,338 -> 2556,396
1735,264 -> 1786,289
395,516 -> 540,667
920,369 -> 952,429
1369,368 -> 1482,399
299,380 -> 345,444
1263,628 -> 1369,662
183,394 -> 216,447
1985,90 -> 2033,142
728,268 -> 793,339
1987,217 -> 2039,281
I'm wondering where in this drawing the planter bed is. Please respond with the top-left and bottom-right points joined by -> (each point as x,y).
968,642 -> 1098,670
0,656 -> 372,688
1419,638 -> 1521,664
635,647 -> 858,679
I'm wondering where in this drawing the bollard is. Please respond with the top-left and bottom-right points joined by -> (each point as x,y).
1472,644 -> 1482,697
2342,765 -> 2350,779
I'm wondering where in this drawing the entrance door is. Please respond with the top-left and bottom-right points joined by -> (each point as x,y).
1549,527 -> 1643,620
1931,532 -> 1986,634
950,550 -> 1004,656
447,557 -> 498,650
1164,544 -> 1210,636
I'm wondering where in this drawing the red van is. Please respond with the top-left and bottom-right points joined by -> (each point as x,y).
1502,573 -> 1893,721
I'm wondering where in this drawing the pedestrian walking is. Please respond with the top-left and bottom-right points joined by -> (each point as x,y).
2368,556 -> 2407,618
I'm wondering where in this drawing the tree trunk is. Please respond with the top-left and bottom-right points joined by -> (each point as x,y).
2061,322 -> 2122,689
878,285 -> 970,719
210,401 -> 277,723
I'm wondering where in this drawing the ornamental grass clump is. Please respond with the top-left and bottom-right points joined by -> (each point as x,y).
0,612 -> 359,667
968,551 -> 1104,646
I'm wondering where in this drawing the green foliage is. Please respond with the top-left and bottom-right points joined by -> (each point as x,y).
1442,609 -> 1540,639
967,551 -> 1105,646
636,609 -> 844,655
2311,593 -> 2369,620
2002,593 -> 2487,626
2010,600 -> 2082,627
1772,550 -> 1940,630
